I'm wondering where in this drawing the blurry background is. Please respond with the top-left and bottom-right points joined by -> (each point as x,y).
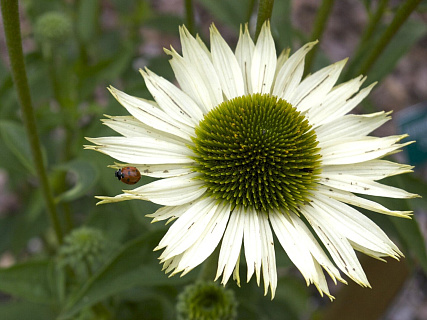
0,0 -> 427,319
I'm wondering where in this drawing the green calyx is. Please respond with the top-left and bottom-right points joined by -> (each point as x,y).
191,93 -> 321,213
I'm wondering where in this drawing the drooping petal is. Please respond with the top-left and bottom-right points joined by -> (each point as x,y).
301,202 -> 370,287
216,207 -> 245,286
172,202 -> 231,276
243,209 -> 262,285
258,213 -> 277,298
311,193 -> 403,258
156,197 -> 217,258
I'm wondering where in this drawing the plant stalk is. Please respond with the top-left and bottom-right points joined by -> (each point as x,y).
1,0 -> 63,244
304,0 -> 335,76
255,0 -> 275,41
357,0 -> 422,77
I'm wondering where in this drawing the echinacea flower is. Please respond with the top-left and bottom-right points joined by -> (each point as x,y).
86,22 -> 417,299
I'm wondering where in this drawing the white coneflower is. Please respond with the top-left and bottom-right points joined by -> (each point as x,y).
86,22 -> 417,300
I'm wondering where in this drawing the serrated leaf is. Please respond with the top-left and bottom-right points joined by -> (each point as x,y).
0,260 -> 56,304
59,230 -> 195,319
0,120 -> 36,174
55,159 -> 99,203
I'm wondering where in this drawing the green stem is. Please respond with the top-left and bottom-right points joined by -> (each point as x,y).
304,0 -> 335,76
198,248 -> 220,281
1,0 -> 63,244
357,0 -> 422,77
245,0 -> 256,26
342,0 -> 389,80
184,0 -> 195,34
255,0 -> 275,41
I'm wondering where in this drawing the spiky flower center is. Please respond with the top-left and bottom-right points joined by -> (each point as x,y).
191,93 -> 321,213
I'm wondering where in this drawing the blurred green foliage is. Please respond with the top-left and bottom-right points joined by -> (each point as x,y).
0,0 -> 426,319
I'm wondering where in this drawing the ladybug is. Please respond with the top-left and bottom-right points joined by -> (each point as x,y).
115,166 -> 141,185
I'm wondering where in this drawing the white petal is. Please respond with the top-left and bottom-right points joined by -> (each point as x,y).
273,48 -> 290,83
289,213 -> 346,285
173,202 -> 231,275
312,81 -> 376,128
141,68 -> 204,126
321,160 -> 413,181
146,203 -> 193,223
216,207 -> 245,285
101,115 -> 189,145
235,24 -> 255,94
319,173 -> 418,198
320,135 -> 412,165
179,26 -> 222,108
273,41 -> 317,99
316,185 -> 412,218
301,203 -> 370,287
289,59 -> 347,113
251,22 -> 276,94
270,211 -> 323,285
315,112 -> 391,144
311,193 -> 402,258
243,209 -> 262,284
126,172 -> 206,206
156,197 -> 217,257
210,24 -> 245,99
306,76 -> 366,127
166,47 -> 217,114
258,213 -> 277,298
85,136 -> 193,164
109,162 -> 194,178
108,86 -> 193,141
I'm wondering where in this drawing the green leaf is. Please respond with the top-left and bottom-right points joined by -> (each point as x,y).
0,301 -> 56,320
55,159 -> 99,203
0,120 -> 36,174
0,260 -> 56,304
59,230 -> 195,319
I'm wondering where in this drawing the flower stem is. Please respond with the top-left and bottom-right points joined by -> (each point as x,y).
245,0 -> 256,26
255,0 -> 275,41
184,0 -> 195,34
198,247 -> 220,281
342,0 -> 389,80
356,0 -> 422,77
1,0 -> 63,244
304,0 -> 335,77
